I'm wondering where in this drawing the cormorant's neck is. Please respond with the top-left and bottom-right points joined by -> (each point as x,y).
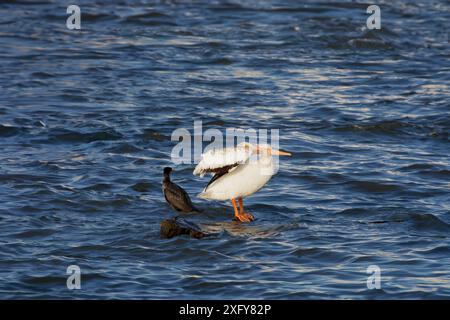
163,174 -> 171,182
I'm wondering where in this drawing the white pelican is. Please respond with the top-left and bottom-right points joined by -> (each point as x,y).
193,142 -> 291,222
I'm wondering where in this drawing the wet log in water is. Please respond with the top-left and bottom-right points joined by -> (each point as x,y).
160,216 -> 208,239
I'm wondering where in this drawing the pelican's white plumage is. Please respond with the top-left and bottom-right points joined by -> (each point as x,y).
193,143 -> 291,222
193,144 -> 252,177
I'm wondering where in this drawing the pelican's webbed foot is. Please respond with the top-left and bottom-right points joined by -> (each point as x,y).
234,212 -> 255,223
231,197 -> 255,223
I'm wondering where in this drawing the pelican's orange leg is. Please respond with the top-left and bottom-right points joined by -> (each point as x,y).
238,197 -> 245,213
232,198 -> 240,219
234,197 -> 254,222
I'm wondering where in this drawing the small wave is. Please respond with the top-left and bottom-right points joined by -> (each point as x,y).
13,229 -> 55,238
409,213 -> 450,232
57,94 -> 89,103
82,183 -> 112,191
78,12 -> 115,22
31,71 -> 55,79
49,128 -> 122,143
269,6 -> 334,13
122,11 -> 176,26
0,124 -> 24,137
131,182 -> 152,193
346,180 -> 400,193
125,11 -> 171,19
204,120 -> 227,126
5,0 -> 53,5
84,197 -> 131,208
334,120 -> 411,135
348,38 -> 393,50
416,245 -> 450,257
333,118 -> 449,141
399,163 -> 438,171
290,247 -> 322,256
22,275 -> 66,286
386,212 -> 450,233
399,163 -> 450,179
338,208 -> 378,216
105,143 -> 142,154
289,247 -> 349,264
0,173 -> 60,184
139,129 -> 169,142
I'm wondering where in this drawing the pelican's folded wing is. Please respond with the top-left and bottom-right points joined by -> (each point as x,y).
193,146 -> 252,176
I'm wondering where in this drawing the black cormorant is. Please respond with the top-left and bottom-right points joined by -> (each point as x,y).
162,167 -> 198,213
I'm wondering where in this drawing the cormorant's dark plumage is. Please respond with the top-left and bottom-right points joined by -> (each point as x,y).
162,167 -> 198,213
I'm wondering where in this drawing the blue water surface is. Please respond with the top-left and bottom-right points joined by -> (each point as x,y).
0,0 -> 449,299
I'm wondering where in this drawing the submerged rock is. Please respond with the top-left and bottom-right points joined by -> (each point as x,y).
160,217 -> 208,239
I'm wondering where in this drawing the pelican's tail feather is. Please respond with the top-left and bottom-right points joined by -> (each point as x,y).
197,191 -> 210,199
